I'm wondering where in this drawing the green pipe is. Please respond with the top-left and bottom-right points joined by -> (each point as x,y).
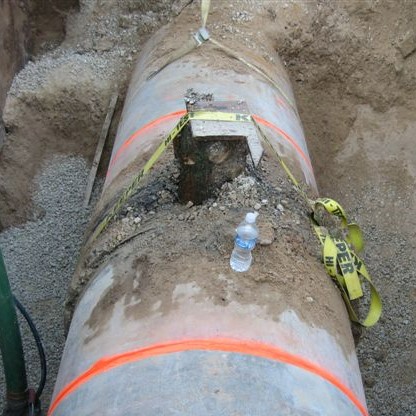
0,249 -> 28,413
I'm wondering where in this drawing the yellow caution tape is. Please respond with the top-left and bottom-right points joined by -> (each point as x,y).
149,0 -> 297,113
314,197 -> 365,253
327,236 -> 363,300
252,118 -> 312,204
315,197 -> 348,226
313,222 -> 382,326
253,120 -> 382,327
91,111 -> 252,241
199,0 -> 297,112
350,252 -> 382,327
309,200 -> 381,326
91,108 -> 381,327
208,37 -> 298,113
189,111 -> 251,122
201,0 -> 211,28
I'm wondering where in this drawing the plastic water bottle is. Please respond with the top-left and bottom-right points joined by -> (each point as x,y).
230,212 -> 259,272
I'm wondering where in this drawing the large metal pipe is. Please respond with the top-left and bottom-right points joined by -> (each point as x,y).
50,7 -> 368,416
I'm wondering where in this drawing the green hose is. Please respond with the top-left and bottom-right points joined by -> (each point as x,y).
0,249 -> 28,415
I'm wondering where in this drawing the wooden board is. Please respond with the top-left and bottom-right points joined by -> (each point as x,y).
83,92 -> 118,207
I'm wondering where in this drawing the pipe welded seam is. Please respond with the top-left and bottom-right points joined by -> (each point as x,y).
107,110 -> 314,178
47,338 -> 368,416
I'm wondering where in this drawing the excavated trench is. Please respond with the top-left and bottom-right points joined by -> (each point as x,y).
0,0 -> 80,229
0,1 -> 415,415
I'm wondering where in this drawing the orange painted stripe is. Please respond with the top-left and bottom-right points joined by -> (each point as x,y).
108,110 -> 187,169
107,111 -> 314,178
252,114 -> 314,172
48,338 -> 367,416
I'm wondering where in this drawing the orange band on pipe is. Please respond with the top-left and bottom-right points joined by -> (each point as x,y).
252,114 -> 314,172
107,111 -> 314,178
108,110 -> 187,171
48,338 -> 367,416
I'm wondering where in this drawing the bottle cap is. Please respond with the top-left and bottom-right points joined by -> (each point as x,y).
245,212 -> 259,223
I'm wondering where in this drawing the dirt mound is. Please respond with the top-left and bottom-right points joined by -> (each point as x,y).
71,151 -> 352,352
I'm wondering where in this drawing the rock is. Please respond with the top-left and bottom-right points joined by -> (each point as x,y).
178,214 -> 185,221
229,191 -> 237,201
258,222 -> 275,246
219,206 -> 226,211
364,376 -> 376,388
94,38 -> 114,52
133,217 -> 141,224
30,206 -> 46,221
212,202 -> 218,208
77,38 -> 93,52
398,31 -> 416,58
277,203 -> 284,212
118,15 -> 132,29
236,176 -> 256,191
394,55 -> 404,74
261,199 -> 268,205
361,357 -> 373,368
254,203 -> 261,210
344,0 -> 374,15
0,120 -> 5,150
374,349 -> 388,362
185,201 -> 194,209
306,296 -> 314,303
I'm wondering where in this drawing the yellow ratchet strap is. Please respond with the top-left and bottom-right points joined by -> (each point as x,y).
91,111 -> 252,241
254,122 -> 382,326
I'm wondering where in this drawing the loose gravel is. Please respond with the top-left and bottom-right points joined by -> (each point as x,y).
0,155 -> 94,409
8,52 -> 120,96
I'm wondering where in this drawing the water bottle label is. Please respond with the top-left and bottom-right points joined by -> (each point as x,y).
235,236 -> 256,250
